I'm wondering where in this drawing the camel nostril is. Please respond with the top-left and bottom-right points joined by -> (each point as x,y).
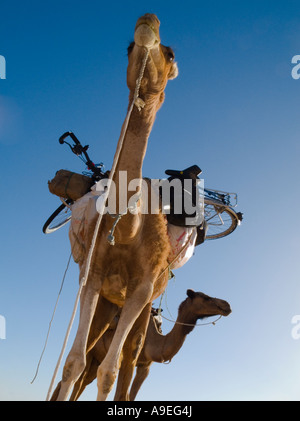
134,23 -> 158,48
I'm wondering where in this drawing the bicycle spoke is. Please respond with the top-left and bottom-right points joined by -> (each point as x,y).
204,200 -> 238,239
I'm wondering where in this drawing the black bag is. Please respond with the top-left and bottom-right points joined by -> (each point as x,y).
161,165 -> 202,227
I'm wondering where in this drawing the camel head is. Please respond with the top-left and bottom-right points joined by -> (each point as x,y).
127,13 -> 178,108
186,289 -> 232,319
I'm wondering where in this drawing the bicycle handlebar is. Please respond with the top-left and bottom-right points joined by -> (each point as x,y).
58,131 -> 105,179
59,131 -> 79,145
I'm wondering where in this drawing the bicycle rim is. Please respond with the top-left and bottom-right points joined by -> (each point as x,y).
204,198 -> 239,239
43,203 -> 72,234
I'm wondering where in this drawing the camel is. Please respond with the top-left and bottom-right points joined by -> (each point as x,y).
51,290 -> 231,401
54,14 -> 179,401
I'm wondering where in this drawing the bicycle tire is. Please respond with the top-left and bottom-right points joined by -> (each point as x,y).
42,197 -> 240,238
42,200 -> 73,234
204,198 -> 239,240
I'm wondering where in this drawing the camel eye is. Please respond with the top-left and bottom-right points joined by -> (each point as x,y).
166,48 -> 175,62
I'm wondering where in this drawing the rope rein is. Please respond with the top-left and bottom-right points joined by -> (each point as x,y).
160,313 -> 222,327
45,47 -> 150,401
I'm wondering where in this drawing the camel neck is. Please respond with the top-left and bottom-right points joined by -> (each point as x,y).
113,94 -> 160,182
159,305 -> 198,363
104,92 -> 162,241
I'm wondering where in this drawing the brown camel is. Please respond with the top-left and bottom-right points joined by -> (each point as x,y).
54,14 -> 179,401
52,290 -> 231,401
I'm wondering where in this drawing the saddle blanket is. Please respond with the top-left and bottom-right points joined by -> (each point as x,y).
167,224 -> 197,269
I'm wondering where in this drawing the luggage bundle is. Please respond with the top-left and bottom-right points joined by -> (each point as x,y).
48,169 -> 94,201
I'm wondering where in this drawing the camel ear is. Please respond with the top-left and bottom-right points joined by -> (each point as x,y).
187,289 -> 195,299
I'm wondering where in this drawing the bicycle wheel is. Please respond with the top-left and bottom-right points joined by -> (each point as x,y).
43,200 -> 73,234
204,198 -> 240,240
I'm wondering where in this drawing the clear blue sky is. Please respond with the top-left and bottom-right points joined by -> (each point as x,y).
1,0 -> 300,401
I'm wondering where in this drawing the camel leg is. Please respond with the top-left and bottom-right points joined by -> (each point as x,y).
96,281 -> 154,401
55,281 -> 100,401
51,295 -> 117,401
70,356 -> 99,401
86,296 -> 119,352
50,381 -> 61,401
114,303 -> 151,401
67,298 -> 118,401
50,356 -> 96,401
129,362 -> 152,401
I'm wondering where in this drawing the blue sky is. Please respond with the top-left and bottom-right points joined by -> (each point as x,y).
0,0 -> 300,401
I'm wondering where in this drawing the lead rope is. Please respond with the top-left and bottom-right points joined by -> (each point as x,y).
31,252 -> 72,385
45,47 -> 150,401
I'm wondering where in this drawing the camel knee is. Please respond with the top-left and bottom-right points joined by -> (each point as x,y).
55,354 -> 86,401
62,353 -> 86,383
97,364 -> 118,399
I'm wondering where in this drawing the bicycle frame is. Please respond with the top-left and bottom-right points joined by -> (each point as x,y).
59,131 -> 105,180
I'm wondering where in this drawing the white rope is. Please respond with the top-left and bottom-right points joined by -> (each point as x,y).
46,47 -> 150,401
31,252 -> 72,385
45,277 -> 85,401
160,313 -> 222,327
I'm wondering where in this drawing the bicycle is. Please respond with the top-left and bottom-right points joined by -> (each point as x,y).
42,132 -> 105,234
43,132 -> 243,239
202,188 -> 242,239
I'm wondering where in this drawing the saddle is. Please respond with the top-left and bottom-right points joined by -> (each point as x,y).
162,164 -> 206,246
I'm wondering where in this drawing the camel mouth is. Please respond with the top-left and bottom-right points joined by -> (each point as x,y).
218,303 -> 232,317
134,14 -> 160,48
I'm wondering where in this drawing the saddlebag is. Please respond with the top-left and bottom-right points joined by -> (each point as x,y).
48,169 -> 94,201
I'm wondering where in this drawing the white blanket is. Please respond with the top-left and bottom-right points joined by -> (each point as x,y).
167,224 -> 197,270
68,190 -> 99,263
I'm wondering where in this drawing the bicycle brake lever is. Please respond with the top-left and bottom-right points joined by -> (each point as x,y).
71,144 -> 86,156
